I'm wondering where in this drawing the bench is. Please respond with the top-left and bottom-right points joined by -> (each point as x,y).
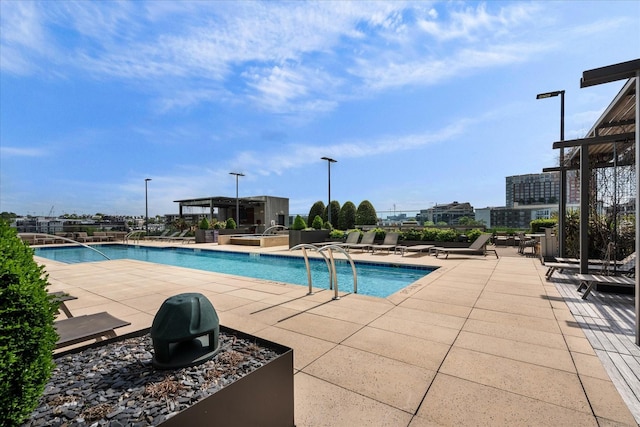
569,273 -> 636,300
55,312 -> 131,349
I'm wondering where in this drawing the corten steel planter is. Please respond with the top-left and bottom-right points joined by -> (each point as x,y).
53,326 -> 295,427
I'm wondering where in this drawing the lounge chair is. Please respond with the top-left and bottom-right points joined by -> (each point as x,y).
554,272 -> 636,300
54,312 -> 131,349
147,230 -> 170,240
545,252 -> 635,279
371,232 -> 400,254
166,230 -> 190,242
433,234 -> 497,259
161,231 -> 181,241
344,231 -> 376,253
402,244 -> 435,256
49,291 -> 77,318
314,230 -> 360,247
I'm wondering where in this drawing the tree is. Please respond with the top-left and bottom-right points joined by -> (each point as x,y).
0,221 -> 58,424
355,200 -> 377,225
308,201 -> 325,225
323,201 -> 340,229
338,201 -> 356,230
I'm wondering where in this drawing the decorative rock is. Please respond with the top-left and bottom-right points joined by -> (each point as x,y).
22,332 -> 283,426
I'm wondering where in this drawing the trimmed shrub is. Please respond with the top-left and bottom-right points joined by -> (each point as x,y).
324,201 -> 340,227
338,201 -> 356,230
355,200 -> 377,225
329,229 -> 345,239
0,221 -> 58,424
225,218 -> 237,229
291,215 -> 307,231
435,228 -> 457,242
308,201 -> 326,225
401,229 -> 422,241
311,215 -> 324,230
465,228 -> 483,243
322,221 -> 333,230
198,217 -> 210,230
530,219 -> 556,233
421,228 -> 439,241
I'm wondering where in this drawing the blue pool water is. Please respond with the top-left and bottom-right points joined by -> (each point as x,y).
34,245 -> 434,298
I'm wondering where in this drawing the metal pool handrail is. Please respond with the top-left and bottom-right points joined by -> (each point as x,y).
318,245 -> 358,298
124,230 -> 146,244
289,244 -> 333,296
290,243 -> 358,300
261,225 -> 288,236
20,233 -> 111,260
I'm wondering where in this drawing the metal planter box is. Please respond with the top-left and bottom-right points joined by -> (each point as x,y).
53,326 -> 294,427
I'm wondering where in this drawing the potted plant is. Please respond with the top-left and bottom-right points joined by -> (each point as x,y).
195,218 -> 210,243
289,215 -> 329,248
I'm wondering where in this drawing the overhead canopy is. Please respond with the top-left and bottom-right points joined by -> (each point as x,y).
174,196 -> 271,209
544,76 -> 636,172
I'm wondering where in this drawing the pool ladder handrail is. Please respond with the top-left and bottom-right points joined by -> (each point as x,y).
124,230 -> 146,244
289,243 -> 358,300
19,233 -> 111,260
261,225 -> 288,236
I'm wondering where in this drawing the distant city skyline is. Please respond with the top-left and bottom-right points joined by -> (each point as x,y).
1,1 -> 638,217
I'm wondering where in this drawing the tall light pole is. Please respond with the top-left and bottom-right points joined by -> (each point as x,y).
229,172 -> 244,227
144,178 -> 152,235
321,157 -> 337,225
537,90 -> 565,257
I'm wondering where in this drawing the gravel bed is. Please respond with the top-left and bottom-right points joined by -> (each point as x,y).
24,331 -> 284,426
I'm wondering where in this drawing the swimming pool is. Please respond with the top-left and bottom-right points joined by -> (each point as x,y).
34,245 -> 434,298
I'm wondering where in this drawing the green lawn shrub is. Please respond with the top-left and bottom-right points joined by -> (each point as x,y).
291,215 -> 307,230
225,218 -> 237,229
311,215 -> 324,230
0,221 -> 58,425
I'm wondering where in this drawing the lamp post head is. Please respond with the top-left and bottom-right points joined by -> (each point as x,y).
321,157 -> 337,163
229,172 -> 245,177
145,178 -> 152,182
536,90 -> 564,99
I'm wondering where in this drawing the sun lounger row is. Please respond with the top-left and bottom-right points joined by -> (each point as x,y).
312,232 -> 497,259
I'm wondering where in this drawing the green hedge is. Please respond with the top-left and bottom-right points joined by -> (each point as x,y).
0,221 -> 58,424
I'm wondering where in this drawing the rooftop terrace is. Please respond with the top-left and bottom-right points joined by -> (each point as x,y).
38,242 -> 639,426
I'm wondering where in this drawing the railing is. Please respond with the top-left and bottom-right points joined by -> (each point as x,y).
289,243 -> 358,300
261,225 -> 288,236
124,230 -> 146,244
19,233 -> 111,260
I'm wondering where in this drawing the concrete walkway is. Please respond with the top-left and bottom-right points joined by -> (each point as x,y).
39,243 -> 638,426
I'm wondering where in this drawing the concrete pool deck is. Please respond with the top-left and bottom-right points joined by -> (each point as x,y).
38,242 -> 638,426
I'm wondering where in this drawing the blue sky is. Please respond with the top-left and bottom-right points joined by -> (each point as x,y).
1,1 -> 638,218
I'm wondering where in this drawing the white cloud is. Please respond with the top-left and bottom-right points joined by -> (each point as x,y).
0,146 -> 48,157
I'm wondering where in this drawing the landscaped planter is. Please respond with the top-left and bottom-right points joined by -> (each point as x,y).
289,229 -> 329,248
195,230 -> 218,243
29,327 -> 294,427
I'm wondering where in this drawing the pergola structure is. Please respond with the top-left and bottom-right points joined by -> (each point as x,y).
545,59 -> 639,344
174,195 -> 289,229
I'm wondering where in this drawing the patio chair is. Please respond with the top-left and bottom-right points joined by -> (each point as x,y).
402,244 -> 435,256
370,232 -> 400,254
344,231 -> 376,253
161,231 -> 182,241
545,252 -> 635,279
314,230 -> 360,247
553,272 -> 636,300
517,232 -> 536,254
146,230 -> 170,240
433,234 -> 497,259
55,312 -> 131,349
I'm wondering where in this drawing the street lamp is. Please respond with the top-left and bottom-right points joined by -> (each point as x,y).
537,90 -> 565,257
229,172 -> 244,227
321,157 -> 337,225
145,178 -> 152,235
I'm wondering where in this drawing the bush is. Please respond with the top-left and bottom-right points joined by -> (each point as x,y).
329,230 -> 345,239
198,218 -> 210,230
291,215 -> 307,231
435,229 -> 457,242
0,221 -> 58,424
338,201 -> 356,230
322,221 -> 333,230
324,201 -> 340,227
530,219 -> 556,233
225,218 -> 237,229
465,228 -> 483,242
421,228 -> 439,241
308,201 -> 326,225
355,200 -> 377,225
311,215 -> 324,230
401,229 -> 422,241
